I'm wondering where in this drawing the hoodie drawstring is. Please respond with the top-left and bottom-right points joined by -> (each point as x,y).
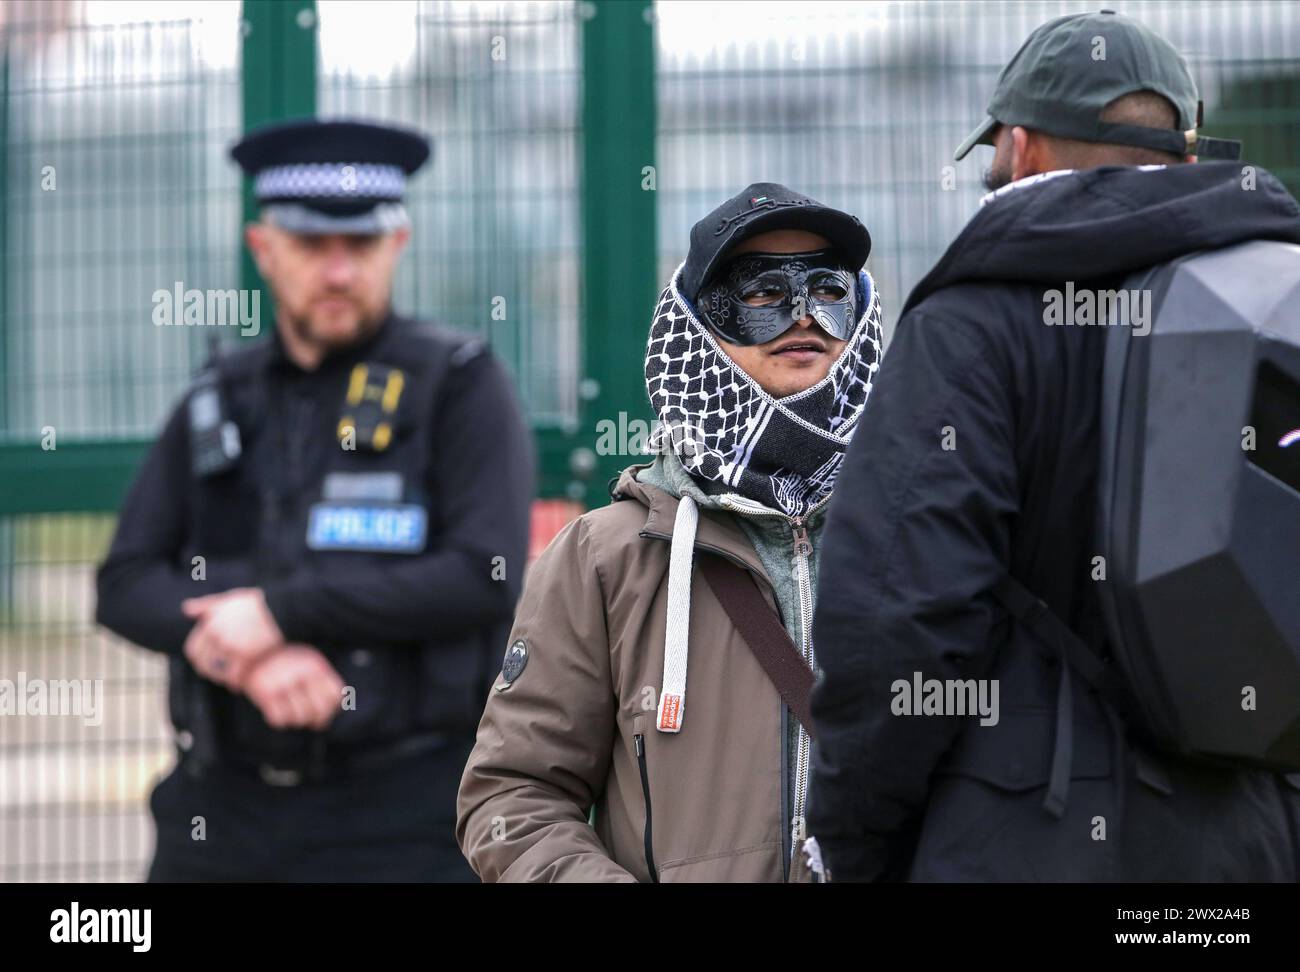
656,495 -> 698,733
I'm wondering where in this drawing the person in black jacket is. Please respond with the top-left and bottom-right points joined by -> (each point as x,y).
96,118 -> 535,882
807,11 -> 1300,881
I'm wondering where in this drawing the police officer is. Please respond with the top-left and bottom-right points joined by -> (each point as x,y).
96,118 -> 535,882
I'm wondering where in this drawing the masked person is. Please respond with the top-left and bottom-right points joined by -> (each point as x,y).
807,11 -> 1300,881
457,183 -> 882,881
96,118 -> 535,881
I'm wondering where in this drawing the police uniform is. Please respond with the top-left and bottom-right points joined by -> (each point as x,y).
96,119 -> 536,882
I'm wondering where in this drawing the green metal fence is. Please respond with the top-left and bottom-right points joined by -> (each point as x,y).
2,0 -> 1299,882
653,0 -> 1300,334
2,2 -> 246,881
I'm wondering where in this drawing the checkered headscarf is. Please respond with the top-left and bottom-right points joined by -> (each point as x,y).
644,263 -> 884,517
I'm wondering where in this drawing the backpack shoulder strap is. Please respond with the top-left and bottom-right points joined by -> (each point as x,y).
991,577 -> 1122,698
699,555 -> 817,736
992,575 -> 1135,817
993,575 -> 1178,806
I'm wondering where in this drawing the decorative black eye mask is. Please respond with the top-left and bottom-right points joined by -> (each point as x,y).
695,249 -> 858,347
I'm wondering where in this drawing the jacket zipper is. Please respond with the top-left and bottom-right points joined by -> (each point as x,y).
717,493 -> 826,865
634,730 -> 659,883
790,515 -> 814,856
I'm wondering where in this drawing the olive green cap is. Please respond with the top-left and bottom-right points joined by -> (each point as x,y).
955,10 -> 1203,161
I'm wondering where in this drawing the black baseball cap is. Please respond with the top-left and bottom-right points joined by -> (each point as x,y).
954,10 -> 1240,162
230,117 -> 432,234
680,182 -> 871,299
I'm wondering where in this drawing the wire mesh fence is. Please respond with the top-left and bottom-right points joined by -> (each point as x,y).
1,8 -> 241,442
1,2 -> 242,883
2,0 -> 1298,882
653,0 -> 1300,341
316,0 -> 584,429
1,513 -> 167,882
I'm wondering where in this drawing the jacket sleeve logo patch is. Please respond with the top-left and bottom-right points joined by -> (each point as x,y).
501,639 -> 529,684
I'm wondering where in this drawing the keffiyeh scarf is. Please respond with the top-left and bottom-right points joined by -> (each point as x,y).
644,263 -> 884,517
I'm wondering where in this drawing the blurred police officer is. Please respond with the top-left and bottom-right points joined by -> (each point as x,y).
96,118 -> 535,882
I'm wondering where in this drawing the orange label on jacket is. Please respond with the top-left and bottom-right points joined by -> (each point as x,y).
657,693 -> 682,732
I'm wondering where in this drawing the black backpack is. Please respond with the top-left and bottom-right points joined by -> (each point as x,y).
997,239 -> 1300,772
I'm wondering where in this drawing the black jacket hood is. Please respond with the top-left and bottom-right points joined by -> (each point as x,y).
905,161 -> 1300,314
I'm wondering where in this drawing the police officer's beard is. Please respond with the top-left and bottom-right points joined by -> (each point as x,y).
288,305 -> 382,351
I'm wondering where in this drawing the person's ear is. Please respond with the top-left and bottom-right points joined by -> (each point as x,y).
245,222 -> 273,278
389,225 -> 411,255
1009,125 -> 1033,181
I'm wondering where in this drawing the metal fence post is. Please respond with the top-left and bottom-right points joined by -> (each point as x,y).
578,0 -> 657,509
0,42 -> 11,620
238,0 -> 318,327
0,41 -> 8,440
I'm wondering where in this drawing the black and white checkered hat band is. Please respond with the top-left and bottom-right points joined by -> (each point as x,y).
261,202 -> 410,235
254,162 -> 406,200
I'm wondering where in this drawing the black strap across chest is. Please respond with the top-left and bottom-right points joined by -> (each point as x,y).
699,555 -> 817,736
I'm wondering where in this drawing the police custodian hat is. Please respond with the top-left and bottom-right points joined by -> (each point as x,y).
230,117 -> 432,235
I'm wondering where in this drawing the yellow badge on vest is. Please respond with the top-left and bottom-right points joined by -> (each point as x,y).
338,362 -> 405,452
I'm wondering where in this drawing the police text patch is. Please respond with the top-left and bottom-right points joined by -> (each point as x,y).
306,502 -> 427,553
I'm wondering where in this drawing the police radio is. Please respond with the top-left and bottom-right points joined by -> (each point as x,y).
188,346 -> 242,478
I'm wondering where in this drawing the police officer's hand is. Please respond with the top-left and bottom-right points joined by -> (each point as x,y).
242,645 -> 346,731
181,588 -> 286,689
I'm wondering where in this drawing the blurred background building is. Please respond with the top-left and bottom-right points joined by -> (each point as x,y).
1,0 -> 1297,881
